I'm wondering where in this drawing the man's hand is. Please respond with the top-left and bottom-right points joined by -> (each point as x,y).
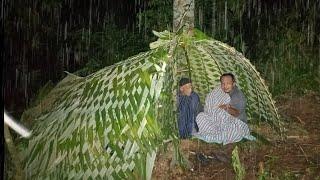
218,104 -> 229,110
218,104 -> 240,117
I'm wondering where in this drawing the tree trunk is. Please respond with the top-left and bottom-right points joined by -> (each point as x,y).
171,0 -> 195,171
173,0 -> 194,33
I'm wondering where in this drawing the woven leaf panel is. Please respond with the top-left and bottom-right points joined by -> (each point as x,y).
23,30 -> 282,179
190,39 -> 282,132
24,49 -> 169,179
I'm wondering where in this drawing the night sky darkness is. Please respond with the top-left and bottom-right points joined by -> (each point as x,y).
2,0 -> 320,117
3,2 -> 140,176
1,0 -> 320,179
3,0 -> 144,116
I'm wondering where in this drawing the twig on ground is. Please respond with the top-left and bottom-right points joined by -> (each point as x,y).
297,145 -> 310,163
287,135 -> 309,139
212,168 -> 226,178
294,116 -> 305,125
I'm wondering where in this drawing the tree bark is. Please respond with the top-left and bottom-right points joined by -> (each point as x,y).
173,0 -> 194,33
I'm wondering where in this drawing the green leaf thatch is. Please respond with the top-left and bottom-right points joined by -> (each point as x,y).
23,30 -> 282,179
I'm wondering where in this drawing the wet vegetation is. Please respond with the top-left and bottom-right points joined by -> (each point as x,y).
3,0 -> 319,113
3,0 -> 320,179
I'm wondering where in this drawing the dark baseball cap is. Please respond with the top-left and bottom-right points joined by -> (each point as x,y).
179,77 -> 192,86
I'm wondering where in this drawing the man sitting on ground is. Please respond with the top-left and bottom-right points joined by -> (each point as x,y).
177,77 -> 202,139
194,73 -> 254,144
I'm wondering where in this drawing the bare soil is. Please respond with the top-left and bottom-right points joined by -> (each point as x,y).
152,92 -> 320,180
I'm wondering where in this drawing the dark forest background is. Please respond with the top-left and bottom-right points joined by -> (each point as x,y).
1,0 -> 320,179
3,0 -> 320,119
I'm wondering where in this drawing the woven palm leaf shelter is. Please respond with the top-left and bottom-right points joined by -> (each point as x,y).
23,30 -> 282,179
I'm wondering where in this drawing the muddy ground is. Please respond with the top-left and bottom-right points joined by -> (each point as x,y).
152,92 -> 320,180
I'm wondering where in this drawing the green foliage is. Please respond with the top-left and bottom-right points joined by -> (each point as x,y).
28,81 -> 55,107
194,0 -> 319,97
195,0 -> 247,52
252,26 -> 320,96
23,29 -> 282,179
153,29 -> 279,130
171,140 -> 192,169
72,23 -> 150,76
71,0 -> 173,76
139,0 -> 173,32
11,1 -> 318,178
232,146 -> 245,180
250,131 -> 271,145
24,49 -> 170,179
188,33 -> 282,132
